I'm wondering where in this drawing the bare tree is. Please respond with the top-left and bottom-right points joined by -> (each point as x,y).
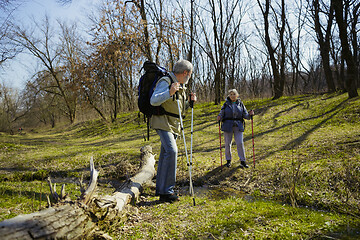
0,82 -> 27,133
309,0 -> 336,92
125,0 -> 153,61
85,0 -> 149,122
23,76 -> 60,127
83,0 -> 186,122
11,16 -> 78,123
0,0 -> 21,66
187,0 -> 195,63
333,0 -> 359,98
172,0 -> 197,92
197,0 -> 247,104
285,0 -> 310,95
257,0 -> 287,100
141,0 -> 186,68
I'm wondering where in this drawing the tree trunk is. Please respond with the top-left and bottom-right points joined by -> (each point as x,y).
139,0 -> 152,61
278,0 -> 286,99
258,0 -> 284,100
313,0 -> 336,92
214,69 -> 222,105
0,146 -> 156,240
186,0 -> 195,92
333,0 -> 359,98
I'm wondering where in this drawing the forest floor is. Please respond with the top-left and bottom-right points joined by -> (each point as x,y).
0,92 -> 359,239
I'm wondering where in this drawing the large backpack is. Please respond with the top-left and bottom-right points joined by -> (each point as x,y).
137,61 -> 176,140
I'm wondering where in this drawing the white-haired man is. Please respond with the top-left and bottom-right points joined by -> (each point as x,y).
150,59 -> 196,202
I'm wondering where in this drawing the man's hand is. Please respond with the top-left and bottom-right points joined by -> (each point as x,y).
169,82 -> 180,96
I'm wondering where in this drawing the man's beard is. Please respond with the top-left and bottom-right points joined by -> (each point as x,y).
184,74 -> 191,84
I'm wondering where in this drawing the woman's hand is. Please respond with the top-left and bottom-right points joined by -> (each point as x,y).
190,92 -> 197,102
217,115 -> 221,122
249,110 -> 254,116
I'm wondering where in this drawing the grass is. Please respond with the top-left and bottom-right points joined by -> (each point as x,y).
0,92 -> 359,239
108,191 -> 359,239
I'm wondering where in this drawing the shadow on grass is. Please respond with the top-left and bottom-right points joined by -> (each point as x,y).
0,187 -> 51,207
308,220 -> 360,239
245,98 -> 348,161
136,198 -> 167,207
247,94 -> 314,118
195,164 -> 243,186
0,158 -> 138,182
185,95 -> 323,164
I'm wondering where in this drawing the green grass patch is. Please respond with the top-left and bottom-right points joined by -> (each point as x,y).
0,92 -> 359,238
107,194 -> 360,239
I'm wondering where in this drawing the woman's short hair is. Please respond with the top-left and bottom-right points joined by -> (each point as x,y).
228,89 -> 239,96
173,59 -> 193,74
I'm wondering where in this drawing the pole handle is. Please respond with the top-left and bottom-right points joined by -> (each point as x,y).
189,93 -> 194,108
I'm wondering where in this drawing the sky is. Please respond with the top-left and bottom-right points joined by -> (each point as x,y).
1,0 -> 319,91
0,0 -> 100,90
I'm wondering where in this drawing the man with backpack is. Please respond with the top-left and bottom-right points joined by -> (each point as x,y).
150,59 -> 196,203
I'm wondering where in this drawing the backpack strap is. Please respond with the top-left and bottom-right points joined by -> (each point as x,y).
152,74 -> 182,118
152,106 -> 180,118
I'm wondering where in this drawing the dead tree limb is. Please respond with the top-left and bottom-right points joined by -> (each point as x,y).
80,156 -> 99,205
0,145 -> 156,240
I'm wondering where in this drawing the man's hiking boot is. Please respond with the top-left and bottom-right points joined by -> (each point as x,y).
225,160 -> 231,168
240,161 -> 249,168
159,193 -> 180,203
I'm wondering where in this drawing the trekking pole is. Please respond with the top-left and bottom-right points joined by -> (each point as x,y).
189,93 -> 194,174
218,121 -> 223,168
176,92 -> 195,206
251,114 -> 255,168
189,93 -> 196,206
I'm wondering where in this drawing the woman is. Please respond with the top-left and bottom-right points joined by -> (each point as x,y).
217,89 -> 254,168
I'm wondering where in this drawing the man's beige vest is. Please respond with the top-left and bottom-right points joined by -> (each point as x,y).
150,76 -> 187,135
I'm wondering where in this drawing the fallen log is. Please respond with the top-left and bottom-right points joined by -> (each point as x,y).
0,145 -> 156,240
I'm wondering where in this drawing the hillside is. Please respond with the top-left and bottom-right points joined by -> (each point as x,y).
0,92 -> 359,239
